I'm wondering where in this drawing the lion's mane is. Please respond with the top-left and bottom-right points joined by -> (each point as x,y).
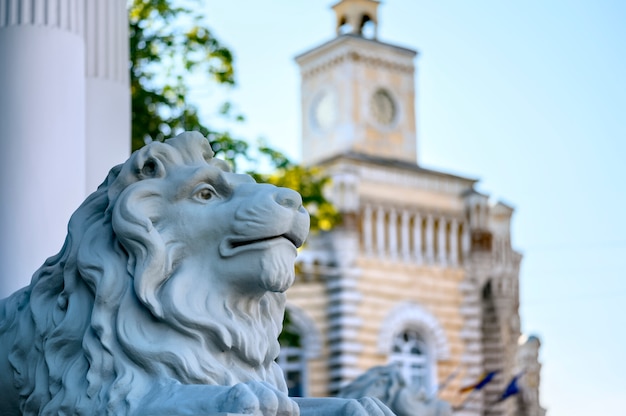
1,133 -> 287,415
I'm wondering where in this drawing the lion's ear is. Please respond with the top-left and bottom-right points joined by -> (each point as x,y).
139,157 -> 164,179
137,156 -> 166,180
133,143 -> 171,180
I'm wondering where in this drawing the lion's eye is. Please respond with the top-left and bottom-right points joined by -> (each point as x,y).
193,186 -> 216,201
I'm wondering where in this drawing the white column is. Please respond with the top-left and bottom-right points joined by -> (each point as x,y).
376,206 -> 385,257
425,215 -> 434,264
462,224 -> 471,264
401,210 -> 410,262
0,0 -> 86,297
84,0 -> 130,192
363,204 -> 373,255
450,219 -> 459,266
388,209 -> 398,259
438,217 -> 447,265
413,213 -> 422,264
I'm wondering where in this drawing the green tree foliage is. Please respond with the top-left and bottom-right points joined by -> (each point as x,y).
278,309 -> 301,347
129,0 -> 338,231
252,144 -> 340,232
129,0 -> 247,163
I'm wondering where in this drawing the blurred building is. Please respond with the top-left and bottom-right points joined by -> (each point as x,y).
281,1 -> 546,415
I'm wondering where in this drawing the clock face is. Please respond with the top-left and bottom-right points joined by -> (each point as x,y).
370,88 -> 396,126
312,90 -> 337,131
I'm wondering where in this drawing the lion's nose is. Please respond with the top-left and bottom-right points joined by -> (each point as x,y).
274,187 -> 302,210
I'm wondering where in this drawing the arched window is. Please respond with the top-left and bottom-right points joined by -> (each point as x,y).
278,310 -> 306,397
378,303 -> 450,395
277,305 -> 322,397
277,338 -> 305,397
390,329 -> 430,389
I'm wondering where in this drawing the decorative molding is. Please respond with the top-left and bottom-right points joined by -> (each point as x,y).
299,42 -> 414,79
377,302 -> 450,360
84,0 -> 128,82
0,0 -> 83,34
357,163 -> 471,195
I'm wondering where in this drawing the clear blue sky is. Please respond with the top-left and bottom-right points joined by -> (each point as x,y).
192,1 -> 626,414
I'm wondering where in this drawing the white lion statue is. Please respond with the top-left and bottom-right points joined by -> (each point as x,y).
0,132 -> 393,416
338,364 -> 452,416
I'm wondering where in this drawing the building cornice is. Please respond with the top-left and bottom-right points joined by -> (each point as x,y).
295,34 -> 417,78
322,152 -> 478,195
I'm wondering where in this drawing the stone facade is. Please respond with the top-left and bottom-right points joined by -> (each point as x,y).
284,1 -> 545,415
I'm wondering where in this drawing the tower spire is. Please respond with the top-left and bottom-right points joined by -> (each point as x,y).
332,0 -> 380,39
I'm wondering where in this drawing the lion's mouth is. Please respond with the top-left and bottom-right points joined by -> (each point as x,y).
231,235 -> 295,249
220,233 -> 299,257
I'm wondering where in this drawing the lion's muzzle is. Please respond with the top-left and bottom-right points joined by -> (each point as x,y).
220,182 -> 310,258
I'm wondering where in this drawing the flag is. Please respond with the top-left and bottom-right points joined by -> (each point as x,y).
459,371 -> 498,394
496,373 -> 523,402
437,364 -> 463,393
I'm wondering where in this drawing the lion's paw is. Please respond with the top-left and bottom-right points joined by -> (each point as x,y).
220,382 -> 299,416
341,397 -> 396,416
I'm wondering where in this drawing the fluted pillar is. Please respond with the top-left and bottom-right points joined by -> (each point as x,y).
438,217 -> 447,265
400,210 -> 410,262
375,206 -> 385,257
425,215 -> 434,264
84,0 -> 130,192
413,213 -> 422,264
388,208 -> 398,259
0,0 -> 86,297
450,219 -> 459,266
363,204 -> 373,255
462,225 -> 471,264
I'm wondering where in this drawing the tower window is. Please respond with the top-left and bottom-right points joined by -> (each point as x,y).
360,15 -> 376,38
338,16 -> 353,35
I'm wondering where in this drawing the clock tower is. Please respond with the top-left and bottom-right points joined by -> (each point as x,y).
286,3 -> 544,414
295,0 -> 418,166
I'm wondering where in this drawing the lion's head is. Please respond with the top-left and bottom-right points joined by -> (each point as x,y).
1,132 -> 309,415
338,364 -> 452,416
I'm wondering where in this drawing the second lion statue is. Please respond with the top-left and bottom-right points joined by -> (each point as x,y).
0,132 -> 393,416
